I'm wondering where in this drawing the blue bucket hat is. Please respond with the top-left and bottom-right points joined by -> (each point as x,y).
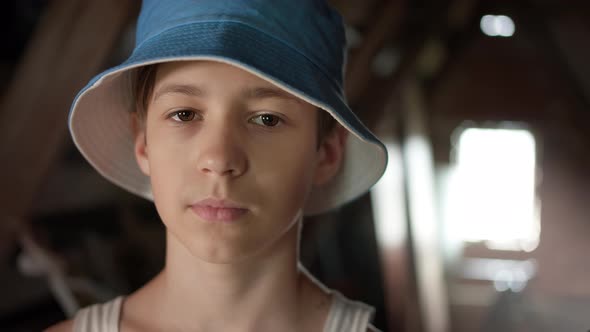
68,0 -> 387,215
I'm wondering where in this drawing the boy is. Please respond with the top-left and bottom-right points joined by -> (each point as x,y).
48,0 -> 387,331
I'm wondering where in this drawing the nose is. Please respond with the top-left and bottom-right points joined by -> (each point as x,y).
195,121 -> 247,178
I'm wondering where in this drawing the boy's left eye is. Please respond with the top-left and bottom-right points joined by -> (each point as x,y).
250,113 -> 281,127
169,110 -> 196,122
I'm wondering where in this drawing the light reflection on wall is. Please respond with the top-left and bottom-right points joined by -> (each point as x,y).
371,141 -> 407,248
445,127 -> 540,251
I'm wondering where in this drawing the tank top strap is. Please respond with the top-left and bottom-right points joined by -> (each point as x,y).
297,262 -> 378,332
72,296 -> 124,332
323,291 -> 376,332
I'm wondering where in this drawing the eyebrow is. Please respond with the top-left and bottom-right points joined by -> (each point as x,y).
152,84 -> 205,101
152,83 -> 301,104
242,86 -> 302,104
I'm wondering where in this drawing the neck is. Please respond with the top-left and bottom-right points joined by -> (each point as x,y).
153,216 -> 306,331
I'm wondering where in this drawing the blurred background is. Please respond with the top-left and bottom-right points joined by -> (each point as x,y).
1,0 -> 589,331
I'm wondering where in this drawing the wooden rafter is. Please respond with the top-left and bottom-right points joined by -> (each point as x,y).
345,0 -> 407,106
0,0 -> 138,252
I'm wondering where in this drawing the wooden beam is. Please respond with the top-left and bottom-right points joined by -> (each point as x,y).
345,0 -> 407,105
401,79 -> 450,332
0,0 -> 138,244
533,5 -> 590,117
361,1 -> 480,331
359,0 -> 478,131
329,0 -> 381,26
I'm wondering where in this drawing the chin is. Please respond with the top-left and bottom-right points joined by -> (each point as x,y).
190,242 -> 259,264
175,229 -> 256,261
186,230 -> 292,265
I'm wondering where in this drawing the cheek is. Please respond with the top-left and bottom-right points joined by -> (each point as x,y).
149,164 -> 182,230
249,135 -> 318,214
143,133 -> 190,220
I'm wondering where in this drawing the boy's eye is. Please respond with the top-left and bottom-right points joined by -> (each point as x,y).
251,113 -> 281,127
170,110 -> 196,122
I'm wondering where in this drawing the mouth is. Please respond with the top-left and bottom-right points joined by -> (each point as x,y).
190,198 -> 249,223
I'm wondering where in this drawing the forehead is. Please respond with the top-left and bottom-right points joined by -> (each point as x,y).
152,60 -> 306,105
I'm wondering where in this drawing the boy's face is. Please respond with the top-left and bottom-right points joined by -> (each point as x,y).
133,60 -> 344,263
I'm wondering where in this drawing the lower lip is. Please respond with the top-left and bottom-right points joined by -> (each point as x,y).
191,205 -> 248,222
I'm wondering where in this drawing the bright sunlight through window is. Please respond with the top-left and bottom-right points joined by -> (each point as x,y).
446,127 -> 540,251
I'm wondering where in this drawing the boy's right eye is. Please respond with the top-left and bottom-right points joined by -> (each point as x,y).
169,110 -> 196,122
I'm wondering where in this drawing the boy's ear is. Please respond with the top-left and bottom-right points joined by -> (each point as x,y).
313,125 -> 348,186
131,113 -> 150,176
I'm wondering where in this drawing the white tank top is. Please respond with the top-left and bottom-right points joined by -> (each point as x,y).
72,291 -> 379,332
72,264 -> 379,331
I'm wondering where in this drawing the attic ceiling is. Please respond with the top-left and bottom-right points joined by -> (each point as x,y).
0,0 -> 587,231
1,0 -> 589,103
1,1 -> 590,331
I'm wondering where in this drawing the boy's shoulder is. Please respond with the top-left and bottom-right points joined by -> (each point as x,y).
45,318 -> 74,332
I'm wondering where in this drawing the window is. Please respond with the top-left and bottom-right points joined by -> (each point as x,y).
444,126 -> 540,251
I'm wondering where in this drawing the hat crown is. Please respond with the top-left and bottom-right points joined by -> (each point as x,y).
137,0 -> 347,91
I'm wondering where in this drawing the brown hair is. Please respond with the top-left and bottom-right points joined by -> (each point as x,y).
132,64 -> 337,144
